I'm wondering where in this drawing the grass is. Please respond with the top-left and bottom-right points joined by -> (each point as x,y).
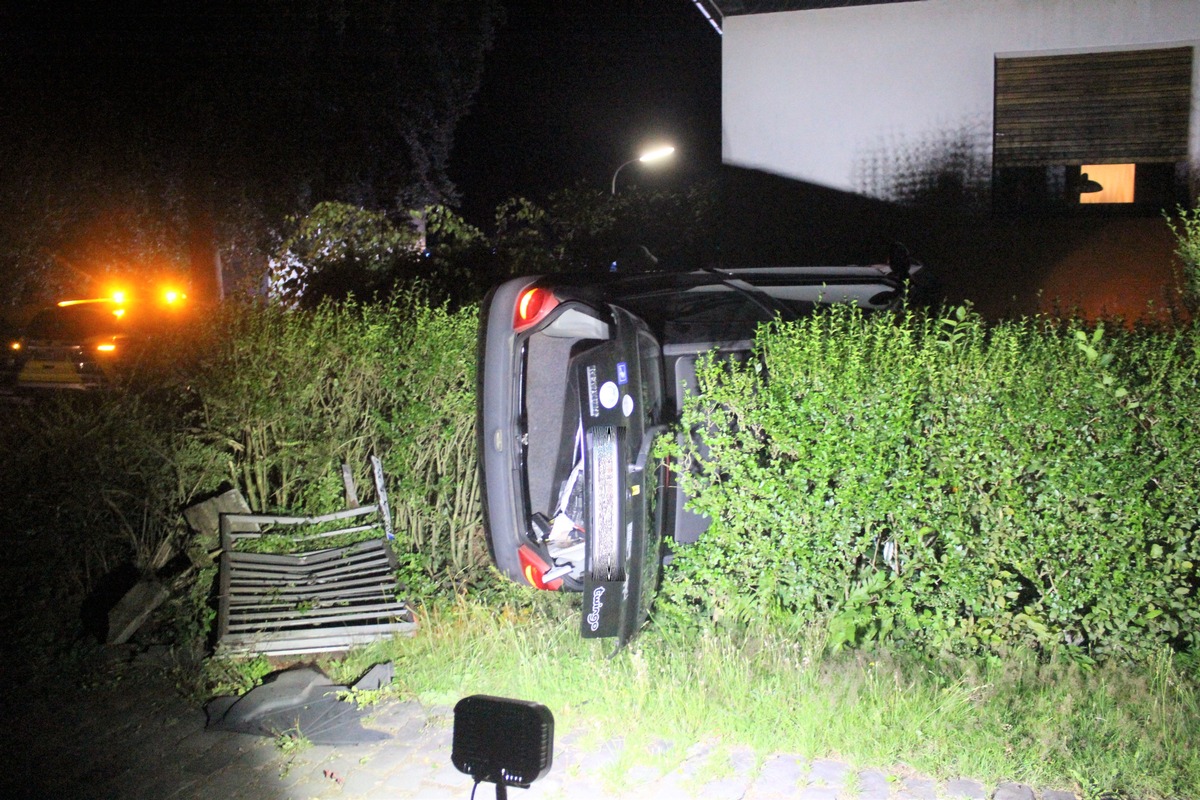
312,585 -> 1200,800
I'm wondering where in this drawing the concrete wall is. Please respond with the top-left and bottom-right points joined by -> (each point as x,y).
722,0 -> 1200,197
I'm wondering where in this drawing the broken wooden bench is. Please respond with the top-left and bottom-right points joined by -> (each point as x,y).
200,456 -> 416,657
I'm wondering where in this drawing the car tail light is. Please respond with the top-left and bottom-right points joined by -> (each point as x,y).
514,287 -> 558,332
518,545 -> 563,591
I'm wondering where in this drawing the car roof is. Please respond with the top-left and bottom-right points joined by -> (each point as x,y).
25,301 -> 126,341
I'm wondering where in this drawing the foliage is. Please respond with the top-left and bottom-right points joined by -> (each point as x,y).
267,201 -> 423,307
1165,205 -> 1200,309
659,305 -> 1200,662
1,292 -> 485,662
491,181 -> 719,277
0,0 -> 504,308
0,391 -> 200,598
372,294 -> 486,585
195,654 -> 273,701
142,300 -> 393,513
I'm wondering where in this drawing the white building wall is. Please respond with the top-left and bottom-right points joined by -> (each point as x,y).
722,0 -> 1200,195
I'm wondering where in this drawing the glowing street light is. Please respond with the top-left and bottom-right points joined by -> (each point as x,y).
611,145 -> 676,195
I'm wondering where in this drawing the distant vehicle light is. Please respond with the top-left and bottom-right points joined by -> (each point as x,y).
9,341 -> 19,351
96,343 -> 117,353
111,290 -> 127,304
112,308 -> 126,319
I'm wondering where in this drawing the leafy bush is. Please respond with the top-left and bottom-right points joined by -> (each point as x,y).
142,292 -> 486,580
0,391 -> 195,598
1,291 -> 486,655
1165,205 -> 1200,309
371,293 -> 486,585
659,305 -> 1200,661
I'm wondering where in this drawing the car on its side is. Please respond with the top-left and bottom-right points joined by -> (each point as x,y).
477,262 -> 919,646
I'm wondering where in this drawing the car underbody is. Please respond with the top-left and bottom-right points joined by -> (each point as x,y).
478,264 -> 919,645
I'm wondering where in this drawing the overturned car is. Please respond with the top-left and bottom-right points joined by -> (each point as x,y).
477,262 -> 919,646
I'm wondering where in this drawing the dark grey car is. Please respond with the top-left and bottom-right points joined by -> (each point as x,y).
477,264 -> 916,645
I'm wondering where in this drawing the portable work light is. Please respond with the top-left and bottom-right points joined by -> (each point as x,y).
451,695 -> 554,799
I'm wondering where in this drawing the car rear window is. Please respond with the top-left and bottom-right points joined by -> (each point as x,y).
27,305 -> 123,340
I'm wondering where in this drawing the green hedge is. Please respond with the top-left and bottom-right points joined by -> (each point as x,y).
8,293 -> 1198,663
0,292 -> 485,624
658,306 -> 1200,661
141,291 -> 486,583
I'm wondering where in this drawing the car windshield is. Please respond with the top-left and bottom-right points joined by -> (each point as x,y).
26,304 -> 123,341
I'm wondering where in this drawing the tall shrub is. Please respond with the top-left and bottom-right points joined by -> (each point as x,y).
370,296 -> 487,582
660,305 -> 1200,661
1165,205 -> 1200,309
135,291 -> 486,580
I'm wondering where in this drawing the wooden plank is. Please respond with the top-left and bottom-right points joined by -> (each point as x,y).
225,539 -> 387,564
218,621 -> 418,657
227,561 -> 394,584
370,455 -> 395,541
226,551 -> 391,575
227,576 -> 400,600
228,594 -> 402,612
227,604 -> 412,629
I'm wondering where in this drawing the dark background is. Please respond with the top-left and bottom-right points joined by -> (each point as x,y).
0,0 -> 721,229
450,0 -> 722,225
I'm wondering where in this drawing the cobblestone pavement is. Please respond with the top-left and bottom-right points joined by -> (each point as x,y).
1,659 -> 1079,800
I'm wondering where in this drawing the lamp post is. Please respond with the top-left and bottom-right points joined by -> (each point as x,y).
611,145 -> 675,195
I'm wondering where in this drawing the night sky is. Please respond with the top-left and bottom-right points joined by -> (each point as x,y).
0,0 -> 722,229
451,0 -> 723,225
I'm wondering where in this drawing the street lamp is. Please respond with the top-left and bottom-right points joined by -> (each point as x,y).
611,145 -> 676,195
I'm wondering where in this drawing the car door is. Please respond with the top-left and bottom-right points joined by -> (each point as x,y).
570,304 -> 666,645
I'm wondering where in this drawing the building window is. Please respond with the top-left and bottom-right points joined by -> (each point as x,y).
993,47 -> 1191,214
1078,164 -> 1136,205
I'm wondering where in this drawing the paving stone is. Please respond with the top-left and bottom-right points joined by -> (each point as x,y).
579,737 -> 625,773
367,740 -> 419,775
653,774 -> 707,800
808,757 -> 850,786
0,672 -> 1095,800
119,763 -> 197,800
341,767 -> 385,796
421,725 -> 454,753
858,768 -> 893,800
993,782 -> 1036,800
703,774 -> 755,800
178,733 -> 258,776
381,763 -> 430,793
946,777 -> 988,798
753,753 -> 806,795
625,763 -> 661,784
427,759 -> 467,786
728,746 -> 757,770
899,776 -> 940,800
